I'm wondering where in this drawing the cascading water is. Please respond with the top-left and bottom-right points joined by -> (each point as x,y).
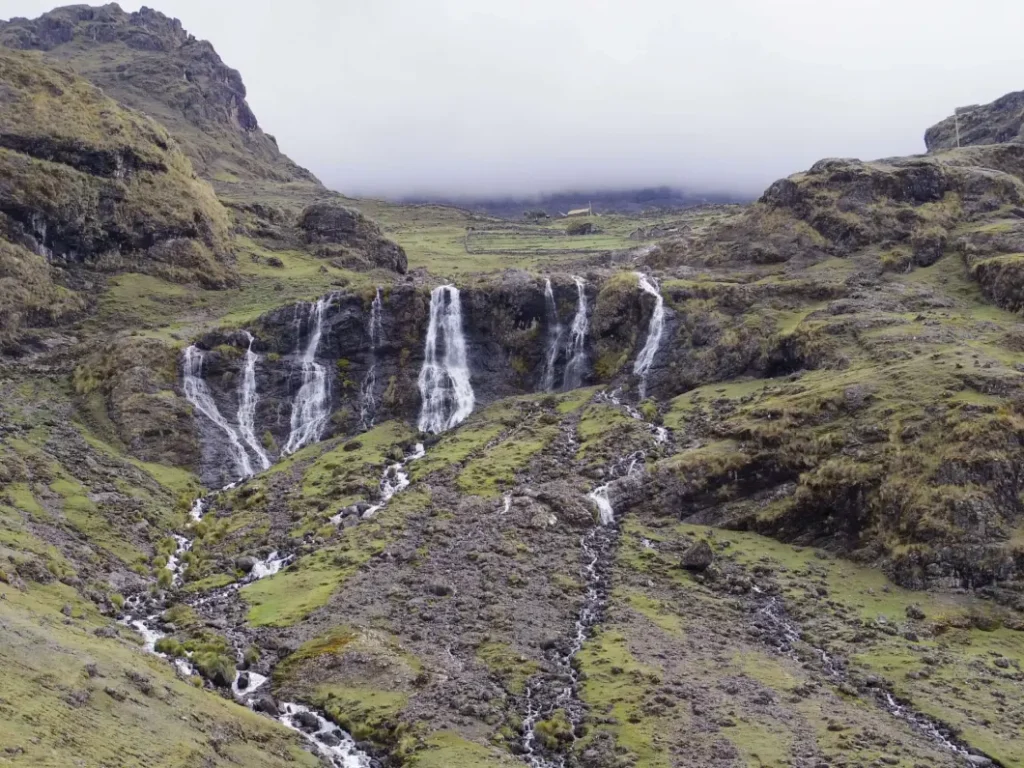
360,287 -> 384,429
284,295 -> 332,455
633,273 -> 665,400
127,322 -> 378,767
182,345 -> 254,479
522,454 -> 636,767
125,451 -> 373,766
541,278 -> 564,392
587,485 -> 614,526
562,277 -> 588,391
331,442 -> 425,524
417,285 -> 475,434
752,590 -> 987,763
238,332 -> 271,471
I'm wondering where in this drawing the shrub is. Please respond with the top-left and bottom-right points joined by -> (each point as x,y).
193,652 -> 235,687
154,637 -> 184,657
156,569 -> 173,589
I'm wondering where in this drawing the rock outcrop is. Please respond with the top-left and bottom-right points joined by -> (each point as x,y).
0,49 -> 236,346
298,203 -> 408,274
925,90 -> 1024,152
0,4 -> 319,186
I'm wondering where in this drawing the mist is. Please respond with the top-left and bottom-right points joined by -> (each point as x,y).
7,0 -> 1024,199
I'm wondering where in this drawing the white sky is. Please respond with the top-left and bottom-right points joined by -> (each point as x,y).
5,0 -> 1024,198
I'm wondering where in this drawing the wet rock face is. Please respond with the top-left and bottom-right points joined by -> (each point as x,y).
185,275 -> 650,485
298,203 -> 408,274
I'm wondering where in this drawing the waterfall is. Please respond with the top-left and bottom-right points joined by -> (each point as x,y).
562,277 -> 588,390
182,346 -> 254,480
541,278 -> 564,392
588,485 -> 614,526
417,285 -> 475,434
360,288 -> 384,429
368,286 -> 383,347
633,273 -> 665,400
237,333 -> 271,471
283,295 -> 332,455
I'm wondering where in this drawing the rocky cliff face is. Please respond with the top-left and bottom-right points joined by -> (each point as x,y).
0,3 -> 319,186
0,49 -> 236,348
185,274 -> 641,486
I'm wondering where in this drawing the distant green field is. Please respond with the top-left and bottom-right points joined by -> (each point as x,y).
355,200 -> 730,277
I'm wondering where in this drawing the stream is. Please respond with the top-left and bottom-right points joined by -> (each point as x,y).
752,589 -> 995,765
520,406 -> 653,767
119,442 -> 427,768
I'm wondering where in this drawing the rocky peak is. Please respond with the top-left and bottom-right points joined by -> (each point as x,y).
0,3 -> 319,185
925,89 -> 1024,152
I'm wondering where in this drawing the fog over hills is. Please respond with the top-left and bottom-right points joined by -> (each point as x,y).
7,0 -> 1024,200
400,186 -> 750,219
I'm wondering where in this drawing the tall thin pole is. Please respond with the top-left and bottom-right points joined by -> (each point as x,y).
955,111 -> 961,148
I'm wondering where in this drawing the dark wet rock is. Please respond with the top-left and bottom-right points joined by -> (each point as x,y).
234,556 -> 257,573
294,710 -> 320,731
319,731 -> 342,747
253,695 -> 280,717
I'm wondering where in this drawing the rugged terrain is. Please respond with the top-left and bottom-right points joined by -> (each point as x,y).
2,5 -> 1024,768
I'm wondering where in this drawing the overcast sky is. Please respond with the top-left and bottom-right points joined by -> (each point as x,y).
7,0 -> 1024,198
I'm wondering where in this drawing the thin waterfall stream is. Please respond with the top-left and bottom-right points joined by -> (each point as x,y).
284,294 -> 333,455
633,273 -> 665,400
520,404 -> 651,767
238,332 -> 271,471
562,277 -> 588,391
182,345 -> 254,479
541,278 -> 564,392
360,287 -> 384,429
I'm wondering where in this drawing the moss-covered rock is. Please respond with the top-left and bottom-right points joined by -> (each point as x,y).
299,202 -> 408,274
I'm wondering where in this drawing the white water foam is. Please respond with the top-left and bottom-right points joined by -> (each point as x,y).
238,332 -> 272,470
284,296 -> 333,455
633,273 -> 665,399
417,285 -> 474,433
332,443 -> 425,524
587,485 -> 614,526
248,551 -> 294,581
562,276 -> 588,391
182,345 -> 254,480
541,278 -> 564,392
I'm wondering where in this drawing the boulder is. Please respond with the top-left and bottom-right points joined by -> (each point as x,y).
253,695 -> 280,717
294,710 -> 320,731
235,556 -> 257,573
681,540 -> 715,572
905,604 -> 926,621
